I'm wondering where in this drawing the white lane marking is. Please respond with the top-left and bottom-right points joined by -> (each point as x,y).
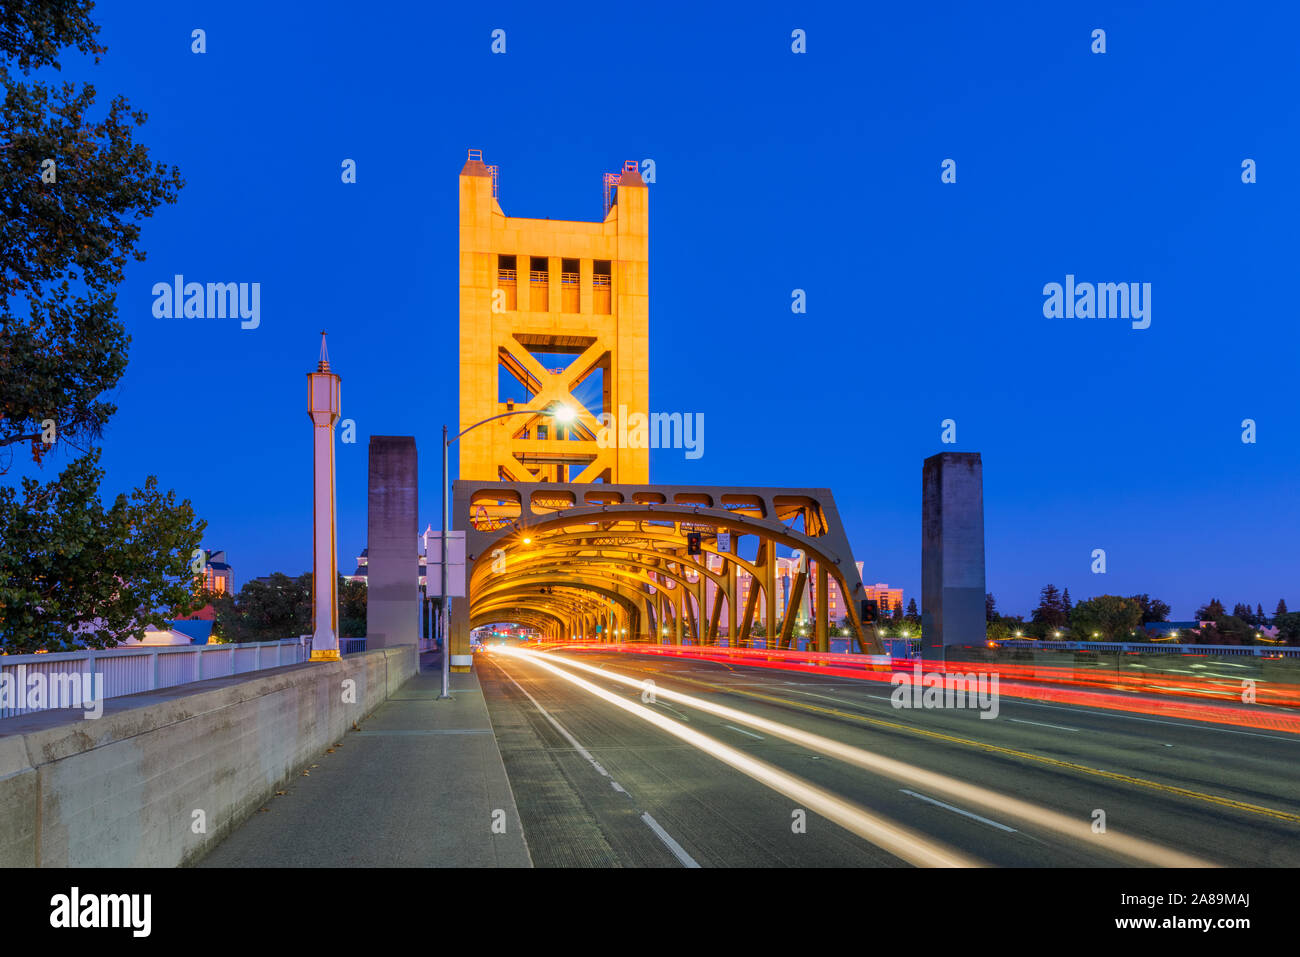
725,724 -> 764,740
899,790 -> 1018,833
659,703 -> 692,722
640,813 -> 701,868
495,659 -> 701,868
497,663 -> 611,777
1009,718 -> 1080,732
791,689 -> 894,705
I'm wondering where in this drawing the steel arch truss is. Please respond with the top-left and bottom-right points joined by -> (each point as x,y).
452,481 -> 884,655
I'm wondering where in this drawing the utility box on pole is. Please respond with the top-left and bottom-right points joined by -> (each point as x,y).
426,531 -> 466,597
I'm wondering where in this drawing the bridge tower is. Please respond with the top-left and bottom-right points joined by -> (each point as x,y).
458,150 -> 649,484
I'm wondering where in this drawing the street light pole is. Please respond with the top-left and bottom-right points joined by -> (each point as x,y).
438,404 -> 573,700
440,423 -> 449,699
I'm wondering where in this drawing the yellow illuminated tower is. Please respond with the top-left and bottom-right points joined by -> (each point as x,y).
458,150 -> 649,483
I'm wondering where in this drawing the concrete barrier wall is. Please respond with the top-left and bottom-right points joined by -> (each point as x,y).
0,645 -> 418,867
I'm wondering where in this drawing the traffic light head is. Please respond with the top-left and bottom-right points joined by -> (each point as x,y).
861,599 -> 879,623
686,532 -> 702,555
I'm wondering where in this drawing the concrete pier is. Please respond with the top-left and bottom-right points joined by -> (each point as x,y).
921,452 -> 986,660
367,436 -> 419,648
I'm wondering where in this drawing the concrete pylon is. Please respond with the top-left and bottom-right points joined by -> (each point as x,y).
307,333 -> 341,661
367,436 -> 419,648
921,452 -> 986,661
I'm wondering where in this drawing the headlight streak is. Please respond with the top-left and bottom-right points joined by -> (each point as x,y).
512,647 -> 1217,869
490,646 -> 983,868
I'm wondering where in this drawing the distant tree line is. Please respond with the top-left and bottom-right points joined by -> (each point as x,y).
977,586 -> 1297,645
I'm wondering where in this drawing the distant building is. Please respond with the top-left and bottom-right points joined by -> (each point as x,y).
349,525 -> 458,589
127,619 -> 216,646
864,582 -> 904,617
202,549 -> 233,594
176,549 -> 233,623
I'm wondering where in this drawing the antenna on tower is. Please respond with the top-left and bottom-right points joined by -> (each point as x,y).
318,330 -> 330,372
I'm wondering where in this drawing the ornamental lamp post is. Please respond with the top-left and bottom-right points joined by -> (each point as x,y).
307,332 -> 342,661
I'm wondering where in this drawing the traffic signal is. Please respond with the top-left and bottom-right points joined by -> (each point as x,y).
861,599 -> 879,623
686,532 -> 702,555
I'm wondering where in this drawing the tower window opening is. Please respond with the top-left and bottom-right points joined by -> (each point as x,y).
497,254 -> 517,310
529,256 -> 549,311
561,258 -> 580,312
593,260 -> 611,314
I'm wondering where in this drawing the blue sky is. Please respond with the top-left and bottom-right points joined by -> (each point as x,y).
19,1 -> 1299,619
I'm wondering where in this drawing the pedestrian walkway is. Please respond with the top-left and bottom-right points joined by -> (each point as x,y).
200,652 -> 531,867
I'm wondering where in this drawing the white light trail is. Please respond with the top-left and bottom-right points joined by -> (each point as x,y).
491,647 -> 983,867
514,648 -> 1216,868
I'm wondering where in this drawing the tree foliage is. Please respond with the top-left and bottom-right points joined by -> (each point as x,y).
213,574 -> 366,643
1,12 -> 182,465
1070,595 -> 1143,641
0,451 -> 204,650
1031,584 -> 1069,630
0,1 -> 196,650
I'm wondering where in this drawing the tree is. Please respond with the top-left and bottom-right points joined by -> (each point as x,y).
987,614 -> 1027,641
891,601 -> 903,621
1231,602 -> 1253,625
906,597 -> 919,618
1032,584 -> 1068,630
1272,612 -> 1300,645
1131,594 -> 1171,625
1256,603 -> 1267,626
0,451 -> 204,650
1194,599 -> 1226,622
1070,595 -> 1143,641
1277,599 -> 1289,617
0,1 -> 193,651
985,592 -> 997,621
339,576 -> 366,638
214,573 -> 312,643
1061,588 -> 1072,615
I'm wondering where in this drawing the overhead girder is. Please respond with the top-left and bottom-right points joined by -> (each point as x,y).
452,485 -> 883,657
478,546 -> 734,645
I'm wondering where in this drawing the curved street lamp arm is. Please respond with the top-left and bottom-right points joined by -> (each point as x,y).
446,408 -> 555,446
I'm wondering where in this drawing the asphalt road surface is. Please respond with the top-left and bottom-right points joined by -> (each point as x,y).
477,648 -> 1300,867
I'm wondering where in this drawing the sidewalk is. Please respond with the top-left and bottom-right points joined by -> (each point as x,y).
199,651 -> 531,867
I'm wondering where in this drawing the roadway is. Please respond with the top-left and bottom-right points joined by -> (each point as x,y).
477,647 -> 1300,867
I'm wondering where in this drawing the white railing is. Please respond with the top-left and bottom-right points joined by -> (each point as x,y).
994,639 -> 1300,658
0,638 -> 307,720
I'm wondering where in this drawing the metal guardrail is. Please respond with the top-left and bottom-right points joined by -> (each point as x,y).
0,638 -> 308,720
994,639 -> 1300,658
340,636 -> 439,655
